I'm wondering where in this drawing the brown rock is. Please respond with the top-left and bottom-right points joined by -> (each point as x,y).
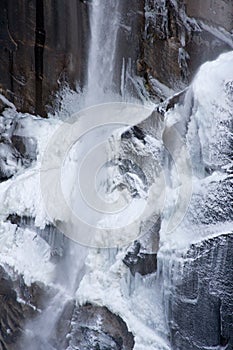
141,0 -> 233,97
68,304 -> 135,350
0,0 -> 89,117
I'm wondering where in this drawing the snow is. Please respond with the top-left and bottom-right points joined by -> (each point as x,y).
0,222 -> 54,285
160,50 -> 233,251
0,49 -> 232,349
0,94 -> 16,110
77,248 -> 170,350
0,113 -> 60,226
0,109 -> 61,285
76,51 -> 233,350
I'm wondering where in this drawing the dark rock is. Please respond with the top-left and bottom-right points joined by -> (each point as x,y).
0,134 -> 37,181
20,299 -> 76,350
67,304 -> 135,350
6,214 -> 67,260
50,300 -> 75,350
123,241 -> 157,276
0,265 -> 49,350
122,126 -> 146,143
114,0 -> 145,97
11,135 -> 37,161
0,0 -> 89,116
0,115 -> 38,181
163,233 -> 233,350
0,0 -> 231,115
0,141 -> 20,181
141,0 -> 233,97
185,0 -> 233,31
123,217 -> 161,276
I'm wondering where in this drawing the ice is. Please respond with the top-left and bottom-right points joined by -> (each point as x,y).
0,93 -> 16,110
76,248 -> 171,350
0,109 -> 61,286
0,9 -> 232,348
0,222 -> 54,285
75,51 -> 233,349
159,51 -> 233,253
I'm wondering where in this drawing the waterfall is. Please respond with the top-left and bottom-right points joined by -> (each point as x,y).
85,0 -> 146,105
86,0 -> 120,104
0,0 -> 232,349
16,2 -> 147,349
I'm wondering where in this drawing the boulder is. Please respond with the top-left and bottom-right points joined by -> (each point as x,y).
67,304 -> 135,350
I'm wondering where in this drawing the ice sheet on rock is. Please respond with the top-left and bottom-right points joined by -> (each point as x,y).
160,51 -> 233,249
0,222 -> 55,285
76,51 -> 233,350
76,248 -> 170,350
0,110 -> 61,227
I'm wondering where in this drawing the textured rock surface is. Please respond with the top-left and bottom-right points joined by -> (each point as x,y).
0,0 -> 89,116
0,114 -> 37,181
162,233 -> 233,350
0,265 -> 49,350
1,0 -> 232,114
141,0 -> 233,99
123,241 -> 158,276
67,304 -> 135,350
119,51 -> 233,349
115,0 -> 145,97
123,218 -> 161,276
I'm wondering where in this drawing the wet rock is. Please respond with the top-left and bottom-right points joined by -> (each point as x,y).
0,0 -> 89,116
123,241 -> 157,276
50,300 -> 75,350
0,265 -> 49,350
11,135 -> 37,162
141,0 -> 233,97
0,142 -> 20,181
0,116 -> 37,182
6,214 -> 67,260
122,126 -> 146,143
114,0 -> 145,97
67,304 -> 135,350
163,233 -> 233,350
185,0 -> 233,31
20,299 -> 76,350
123,217 -> 161,276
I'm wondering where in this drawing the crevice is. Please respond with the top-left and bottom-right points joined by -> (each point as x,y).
35,0 -> 46,116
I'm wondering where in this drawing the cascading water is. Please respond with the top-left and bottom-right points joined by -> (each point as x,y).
0,1 -> 232,350
86,0 -> 120,104
85,0 -> 147,105
15,1 -> 151,349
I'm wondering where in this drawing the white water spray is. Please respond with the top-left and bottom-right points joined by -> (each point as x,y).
86,0 -> 121,104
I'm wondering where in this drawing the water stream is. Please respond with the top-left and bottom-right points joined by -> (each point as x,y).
86,0 -> 121,104
0,1 -> 232,349
20,1 -> 142,348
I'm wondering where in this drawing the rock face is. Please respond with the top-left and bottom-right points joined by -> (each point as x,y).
0,265 -> 48,350
123,241 -> 158,276
1,0 -> 232,114
123,218 -> 161,276
141,0 -> 233,99
67,304 -> 135,350
0,0 -> 89,116
162,234 -> 233,350
114,0 -> 145,97
0,114 -> 37,181
21,301 -> 136,350
119,50 -> 233,349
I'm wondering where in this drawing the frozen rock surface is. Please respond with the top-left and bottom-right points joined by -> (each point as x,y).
142,0 -> 233,99
0,112 -> 37,181
159,233 -> 233,350
67,304 -> 135,350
